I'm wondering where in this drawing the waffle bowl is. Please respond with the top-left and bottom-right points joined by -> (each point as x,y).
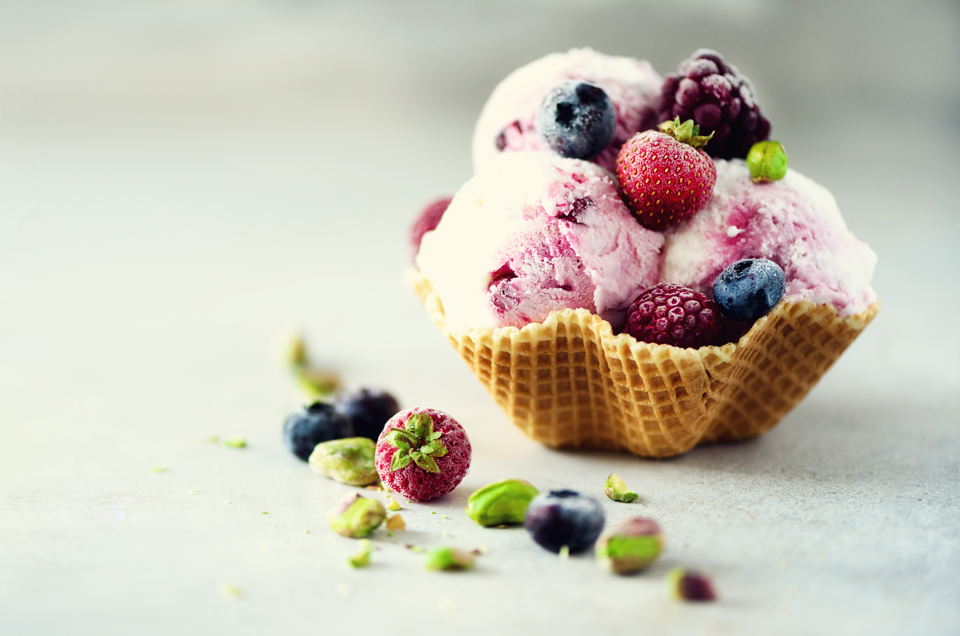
408,269 -> 879,458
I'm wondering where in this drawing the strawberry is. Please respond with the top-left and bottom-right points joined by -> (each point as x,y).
375,407 -> 471,501
616,118 -> 717,231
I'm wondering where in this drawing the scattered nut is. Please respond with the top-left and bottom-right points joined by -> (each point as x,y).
385,496 -> 401,511
424,547 -> 474,572
604,474 -> 638,503
465,478 -> 539,526
327,492 -> 386,538
347,539 -> 373,568
385,514 -> 406,531
310,438 -> 378,486
668,568 -> 716,601
595,517 -> 663,574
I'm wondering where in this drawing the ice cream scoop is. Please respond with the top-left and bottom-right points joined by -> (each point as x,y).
416,152 -> 664,330
662,159 -> 877,317
473,48 -> 662,174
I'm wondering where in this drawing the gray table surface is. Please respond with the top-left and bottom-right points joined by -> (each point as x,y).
2,1 -> 958,634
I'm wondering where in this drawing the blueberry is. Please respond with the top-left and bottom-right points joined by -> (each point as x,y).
283,402 -> 353,461
524,489 -> 605,554
712,258 -> 786,322
335,389 -> 400,441
536,81 -> 616,160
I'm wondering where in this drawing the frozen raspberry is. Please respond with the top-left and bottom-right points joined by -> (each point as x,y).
625,283 -> 723,348
658,49 -> 770,159
616,118 -> 717,231
409,196 -> 452,263
375,407 -> 471,501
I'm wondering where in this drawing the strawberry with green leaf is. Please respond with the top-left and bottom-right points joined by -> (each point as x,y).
375,407 -> 472,501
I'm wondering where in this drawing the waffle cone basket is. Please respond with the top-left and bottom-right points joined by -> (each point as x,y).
408,269 -> 879,458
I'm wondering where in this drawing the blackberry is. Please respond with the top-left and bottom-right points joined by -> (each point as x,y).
283,402 -> 353,461
336,388 -> 400,441
625,283 -> 723,349
658,49 -> 770,159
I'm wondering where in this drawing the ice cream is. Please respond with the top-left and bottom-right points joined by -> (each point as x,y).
472,48 -> 662,174
416,152 -> 664,330
662,159 -> 877,317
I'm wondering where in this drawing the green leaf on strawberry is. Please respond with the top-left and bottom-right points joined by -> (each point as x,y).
385,412 -> 447,474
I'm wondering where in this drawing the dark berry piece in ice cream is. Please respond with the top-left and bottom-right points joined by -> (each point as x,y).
283,402 -> 354,461
524,489 -> 605,554
713,258 -> 785,322
409,196 -> 452,263
375,407 -> 471,501
625,283 -> 723,349
336,388 -> 400,441
658,49 -> 770,159
536,81 -> 616,160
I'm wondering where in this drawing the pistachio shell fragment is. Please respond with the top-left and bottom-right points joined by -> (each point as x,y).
348,539 -> 373,568
327,492 -> 386,538
310,437 -> 378,486
424,547 -> 475,571
595,517 -> 663,574
465,478 -> 539,526
668,568 -> 717,601
604,474 -> 639,503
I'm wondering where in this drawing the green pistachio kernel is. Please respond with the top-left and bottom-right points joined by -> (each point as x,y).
746,140 -> 789,183
604,474 -> 639,503
327,492 -> 386,538
424,546 -> 475,572
310,438 -> 378,486
595,518 -> 664,575
347,539 -> 373,568
465,478 -> 539,526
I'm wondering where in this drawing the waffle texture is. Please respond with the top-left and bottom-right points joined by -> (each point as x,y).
408,269 -> 879,457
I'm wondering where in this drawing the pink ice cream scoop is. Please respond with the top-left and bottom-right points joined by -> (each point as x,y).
472,48 -> 662,175
661,159 -> 877,316
417,152 -> 664,330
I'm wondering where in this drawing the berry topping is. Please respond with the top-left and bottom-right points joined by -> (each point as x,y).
746,140 -> 789,182
713,258 -> 786,322
335,388 -> 401,441
616,118 -> 717,231
536,81 -> 617,160
409,196 -> 452,263
375,407 -> 471,501
524,489 -> 605,554
624,283 -> 723,348
659,49 -> 771,159
283,402 -> 353,461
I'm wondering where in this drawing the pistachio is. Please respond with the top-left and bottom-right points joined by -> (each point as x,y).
424,546 -> 475,572
595,517 -> 664,574
667,568 -> 716,601
746,140 -> 788,183
310,438 -> 378,486
465,478 -> 539,526
347,539 -> 373,568
385,496 -> 401,511
604,474 -> 638,503
385,513 -> 406,531
327,492 -> 386,538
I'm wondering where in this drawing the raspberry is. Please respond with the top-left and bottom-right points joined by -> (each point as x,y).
658,49 -> 770,159
616,118 -> 717,231
409,196 -> 452,263
624,283 -> 723,348
375,407 -> 471,501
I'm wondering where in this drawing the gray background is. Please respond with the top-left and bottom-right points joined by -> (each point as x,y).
1,1 -> 958,634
